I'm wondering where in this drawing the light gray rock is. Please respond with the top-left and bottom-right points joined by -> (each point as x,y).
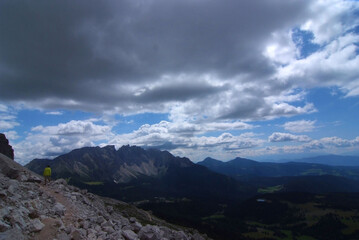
81,220 -> 90,229
132,221 -> 142,233
94,224 -> 102,232
57,231 -> 71,240
26,175 -> 42,183
122,229 -> 139,240
53,202 -> 66,216
138,225 -> 164,240
16,174 -> 28,182
108,231 -> 125,240
7,183 -> 17,194
8,211 -> 27,229
54,178 -> 67,185
103,226 -> 115,234
96,216 -> 105,224
106,205 -> 114,214
172,230 -> 190,240
29,218 -> 44,232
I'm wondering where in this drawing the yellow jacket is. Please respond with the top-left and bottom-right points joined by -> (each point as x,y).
43,167 -> 51,177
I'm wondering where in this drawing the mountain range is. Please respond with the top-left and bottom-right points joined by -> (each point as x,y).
27,145 -> 193,183
272,154 -> 359,166
25,145 -> 359,240
26,145 -> 245,202
197,156 -> 359,181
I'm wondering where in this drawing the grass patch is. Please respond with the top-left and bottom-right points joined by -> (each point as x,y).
301,169 -> 326,175
83,181 -> 104,185
297,236 -> 317,240
202,214 -> 225,221
258,185 -> 283,194
243,228 -> 275,239
341,216 -> 359,235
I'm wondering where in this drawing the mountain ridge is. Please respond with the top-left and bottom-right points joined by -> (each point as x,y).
26,145 -> 246,202
26,145 -> 194,184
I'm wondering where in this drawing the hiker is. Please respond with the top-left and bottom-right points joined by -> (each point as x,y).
43,165 -> 51,185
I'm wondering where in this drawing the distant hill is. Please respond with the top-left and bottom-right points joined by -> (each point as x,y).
197,156 -> 359,181
280,155 -> 359,166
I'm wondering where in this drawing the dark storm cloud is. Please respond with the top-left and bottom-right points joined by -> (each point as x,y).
134,81 -> 229,103
0,0 -> 311,114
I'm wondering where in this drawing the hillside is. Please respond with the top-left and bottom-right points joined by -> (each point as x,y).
0,153 -> 208,240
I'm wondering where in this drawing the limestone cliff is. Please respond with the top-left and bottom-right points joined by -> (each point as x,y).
0,153 -> 209,240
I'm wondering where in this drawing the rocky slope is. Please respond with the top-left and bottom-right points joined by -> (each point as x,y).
0,153 -> 209,240
0,133 -> 14,160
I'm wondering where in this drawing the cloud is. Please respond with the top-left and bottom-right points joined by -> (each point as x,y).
3,131 -> 19,141
0,0 -> 335,122
300,1 -> 359,45
268,132 -> 311,142
0,104 -> 8,112
13,119 -> 113,164
320,136 -> 359,148
11,114 -> 359,164
31,120 -> 111,136
259,136 -> 359,157
45,111 -> 63,115
276,33 -> 359,96
283,120 -> 316,133
109,120 -> 258,147
0,119 -> 19,131
0,106 -> 19,130
2,0 -> 358,163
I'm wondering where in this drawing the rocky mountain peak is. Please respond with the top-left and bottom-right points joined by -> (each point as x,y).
0,153 -> 208,240
0,133 -> 14,160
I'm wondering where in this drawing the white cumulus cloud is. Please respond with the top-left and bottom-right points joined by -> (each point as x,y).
283,120 -> 316,133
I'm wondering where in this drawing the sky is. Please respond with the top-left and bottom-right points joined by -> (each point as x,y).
0,0 -> 359,165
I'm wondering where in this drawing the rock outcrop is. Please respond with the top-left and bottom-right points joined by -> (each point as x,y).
0,133 -> 14,160
0,153 -> 209,240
